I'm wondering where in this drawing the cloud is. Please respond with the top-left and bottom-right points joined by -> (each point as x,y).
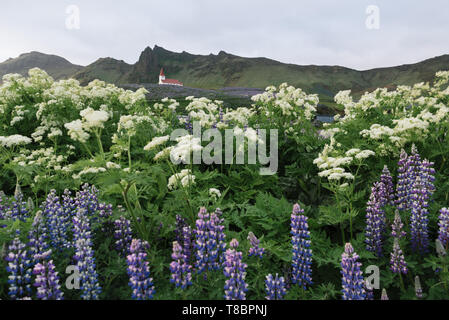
0,0 -> 448,70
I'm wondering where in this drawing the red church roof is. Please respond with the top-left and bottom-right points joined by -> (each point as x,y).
161,78 -> 183,85
160,68 -> 165,76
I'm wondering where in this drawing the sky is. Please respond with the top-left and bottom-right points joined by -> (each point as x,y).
1,0 -> 448,70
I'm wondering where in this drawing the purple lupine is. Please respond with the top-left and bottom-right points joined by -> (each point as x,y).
75,184 -> 99,216
291,203 -> 313,290
381,288 -> 389,300
391,210 -> 406,239
365,182 -> 386,257
396,149 -> 410,211
182,226 -> 193,265
28,211 -> 51,266
33,260 -> 64,300
380,165 -> 395,205
248,232 -> 265,258
390,238 -> 408,275
223,239 -> 248,300
415,276 -> 423,298
175,214 -> 187,243
341,243 -> 366,300
265,273 -> 287,300
210,208 -> 227,265
194,207 -> 210,274
126,239 -> 155,300
42,190 -> 70,251
5,191 -> 29,222
62,189 -> 76,217
114,216 -> 133,257
98,203 -> 112,219
438,208 -> 449,250
73,208 -> 102,300
5,235 -> 33,299
420,159 -> 436,197
410,178 -> 430,254
194,207 -> 225,273
169,241 -> 192,289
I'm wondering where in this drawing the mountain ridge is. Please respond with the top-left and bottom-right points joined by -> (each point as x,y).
1,47 -> 448,100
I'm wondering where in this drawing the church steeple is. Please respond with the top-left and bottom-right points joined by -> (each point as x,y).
159,68 -> 166,84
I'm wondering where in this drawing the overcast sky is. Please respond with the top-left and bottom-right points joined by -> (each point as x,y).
1,0 -> 448,70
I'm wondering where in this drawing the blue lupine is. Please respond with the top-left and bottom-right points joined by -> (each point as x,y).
410,178 -> 430,254
365,182 -> 386,257
223,239 -> 248,300
420,159 -> 436,197
182,226 -> 193,265
126,239 -> 155,300
42,190 -> 70,251
390,238 -> 408,275
210,208 -> 227,266
28,211 -> 51,265
248,232 -> 264,258
114,216 -> 133,256
175,214 -> 187,243
75,184 -> 99,216
169,241 -> 192,289
380,165 -> 395,205
438,208 -> 449,250
194,207 -> 210,274
194,207 -> 225,273
396,149 -> 410,211
391,210 -> 406,239
341,243 -> 366,300
5,234 -> 33,299
73,208 -> 102,300
291,203 -> 312,290
265,273 -> 287,300
33,260 -> 64,300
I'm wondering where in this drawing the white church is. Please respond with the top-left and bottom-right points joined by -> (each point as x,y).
159,68 -> 183,86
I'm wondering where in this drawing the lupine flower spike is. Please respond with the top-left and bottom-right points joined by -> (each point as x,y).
126,239 -> 155,300
73,208 -> 102,300
33,260 -> 64,300
396,149 -> 409,211
341,243 -> 366,300
438,208 -> 449,250
265,273 -> 287,300
380,165 -> 395,205
223,239 -> 248,300
365,182 -> 386,257
390,238 -> 408,275
410,179 -> 430,254
391,210 -> 406,239
170,241 -> 192,289
5,235 -> 33,300
291,203 -> 313,290
114,217 -> 133,257
248,232 -> 264,258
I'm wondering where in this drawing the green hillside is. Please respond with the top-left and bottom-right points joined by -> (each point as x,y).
1,46 -> 448,103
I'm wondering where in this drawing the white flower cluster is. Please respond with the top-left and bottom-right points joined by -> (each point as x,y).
72,166 -> 107,180
167,169 -> 196,190
252,82 -> 318,123
170,135 -> 203,164
209,188 -> 221,200
144,135 -> 170,151
315,70 -> 449,180
0,135 -> 32,147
